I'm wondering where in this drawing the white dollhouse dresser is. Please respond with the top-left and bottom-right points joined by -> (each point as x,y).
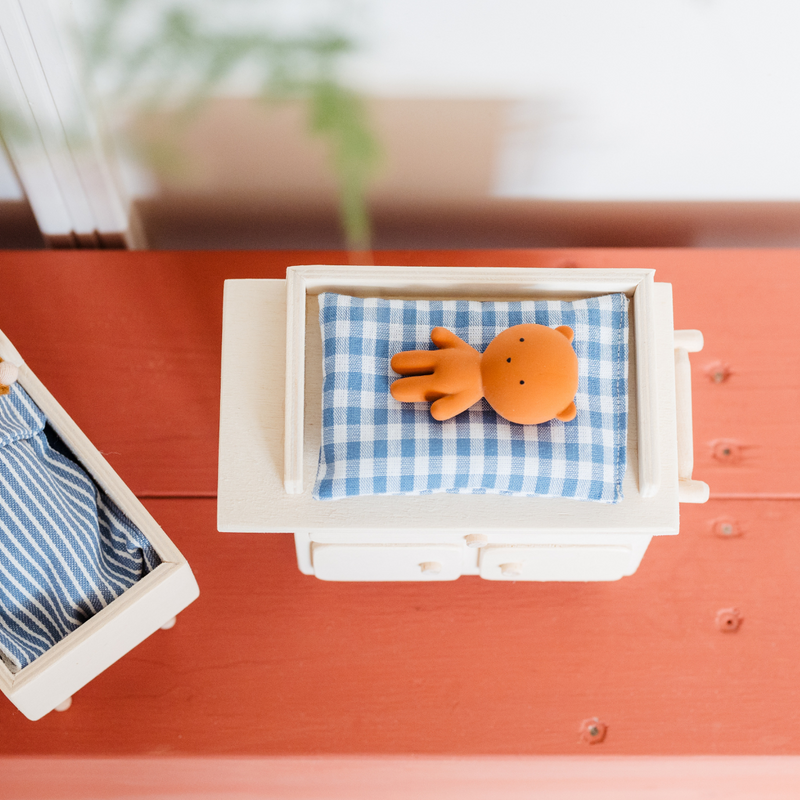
217,265 -> 708,582
0,329 -> 199,720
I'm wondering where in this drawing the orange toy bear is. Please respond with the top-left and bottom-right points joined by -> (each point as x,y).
390,324 -> 578,424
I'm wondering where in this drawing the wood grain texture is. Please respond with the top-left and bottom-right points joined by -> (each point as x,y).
1,249 -> 799,754
1,496 -> 800,755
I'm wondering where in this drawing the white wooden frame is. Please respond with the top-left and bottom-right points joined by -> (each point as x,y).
219,269 -> 681,533
285,265 -> 659,497
0,329 -> 199,720
674,329 -> 710,503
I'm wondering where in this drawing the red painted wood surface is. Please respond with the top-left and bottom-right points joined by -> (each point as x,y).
0,249 -> 798,756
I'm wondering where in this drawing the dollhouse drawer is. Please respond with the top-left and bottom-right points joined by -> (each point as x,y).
478,545 -> 633,582
312,543 -> 462,581
0,329 -> 199,721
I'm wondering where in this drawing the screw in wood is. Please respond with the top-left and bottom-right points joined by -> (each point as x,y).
705,361 -> 731,384
715,608 -> 743,632
579,717 -> 608,744
711,439 -> 741,464
713,518 -> 742,538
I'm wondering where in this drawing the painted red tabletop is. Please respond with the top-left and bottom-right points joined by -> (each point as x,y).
0,249 -> 796,755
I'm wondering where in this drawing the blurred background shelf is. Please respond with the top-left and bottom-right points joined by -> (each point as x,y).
4,2 -> 800,251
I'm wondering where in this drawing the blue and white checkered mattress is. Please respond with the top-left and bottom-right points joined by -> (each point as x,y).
314,292 -> 629,503
0,383 -> 159,673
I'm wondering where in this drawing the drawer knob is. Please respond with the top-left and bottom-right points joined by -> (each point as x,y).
419,561 -> 442,575
465,534 -> 488,548
500,562 -> 523,578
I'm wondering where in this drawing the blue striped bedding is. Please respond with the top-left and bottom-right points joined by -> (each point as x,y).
0,383 -> 159,673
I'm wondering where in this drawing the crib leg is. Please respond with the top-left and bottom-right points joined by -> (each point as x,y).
54,696 -> 72,712
160,616 -> 177,631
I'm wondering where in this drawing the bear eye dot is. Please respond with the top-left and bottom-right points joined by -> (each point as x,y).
520,380 -> 525,385
506,357 -> 511,363
519,338 -> 524,342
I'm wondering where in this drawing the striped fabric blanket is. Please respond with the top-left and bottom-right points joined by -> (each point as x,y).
0,384 -> 159,673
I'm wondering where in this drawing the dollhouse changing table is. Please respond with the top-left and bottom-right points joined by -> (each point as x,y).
217,265 -> 708,581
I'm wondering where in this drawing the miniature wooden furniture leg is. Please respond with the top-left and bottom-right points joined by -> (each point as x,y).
22,614 -> 181,717
674,330 -> 710,504
34,617 -> 179,716
32,613 -> 178,716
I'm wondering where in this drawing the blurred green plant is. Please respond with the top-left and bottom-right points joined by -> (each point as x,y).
4,0 -> 380,249
86,0 -> 379,249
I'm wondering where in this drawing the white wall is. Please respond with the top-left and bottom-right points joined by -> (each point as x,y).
344,0 -> 800,201
70,0 -> 800,203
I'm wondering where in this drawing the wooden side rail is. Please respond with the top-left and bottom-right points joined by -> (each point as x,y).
674,330 -> 710,504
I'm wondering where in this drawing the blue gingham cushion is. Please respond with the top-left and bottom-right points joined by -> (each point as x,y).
0,383 -> 160,673
314,292 -> 629,503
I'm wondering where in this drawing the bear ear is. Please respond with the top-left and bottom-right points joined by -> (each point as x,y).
556,401 -> 577,422
556,325 -> 574,343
